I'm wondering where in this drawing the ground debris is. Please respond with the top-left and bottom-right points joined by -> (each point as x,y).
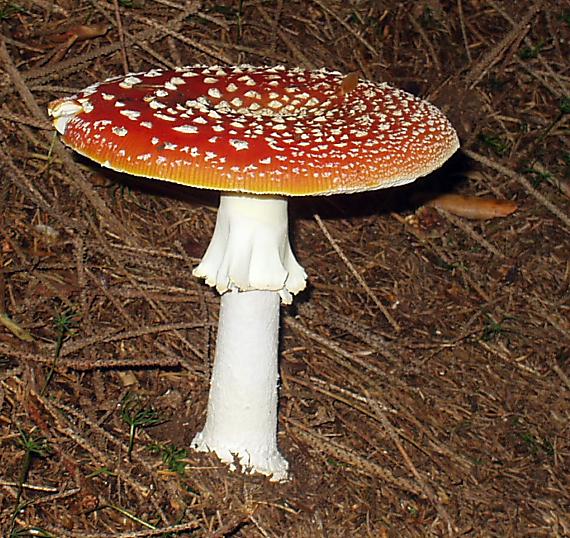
0,1 -> 568,537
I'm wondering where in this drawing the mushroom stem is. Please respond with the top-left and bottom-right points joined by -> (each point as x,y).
191,193 -> 306,480
191,289 -> 288,481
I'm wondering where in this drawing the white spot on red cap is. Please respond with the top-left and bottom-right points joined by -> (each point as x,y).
112,126 -> 128,137
244,90 -> 261,99
208,110 -> 222,120
79,100 -> 94,113
154,113 -> 177,122
120,109 -> 141,120
173,124 -> 199,134
119,76 -> 142,89
230,139 -> 249,151
208,88 -> 222,99
149,100 -> 166,110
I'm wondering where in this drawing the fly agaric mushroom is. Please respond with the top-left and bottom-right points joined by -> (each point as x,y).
48,65 -> 459,481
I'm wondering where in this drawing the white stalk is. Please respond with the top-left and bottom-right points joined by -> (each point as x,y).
192,193 -> 306,304
191,289 -> 288,481
191,193 -> 307,481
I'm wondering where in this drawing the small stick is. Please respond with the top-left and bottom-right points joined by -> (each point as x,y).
0,480 -> 58,492
314,214 -> 401,332
43,520 -> 201,538
551,361 -> 570,392
457,0 -> 472,62
113,0 -> 130,73
287,418 -> 423,496
366,395 -> 458,536
407,12 -> 442,74
0,39 -> 131,238
464,2 -> 542,88
0,109 -> 52,129
488,0 -> 567,96
35,392 -> 170,524
464,149 -> 570,230
134,14 -> 234,65
311,0 -> 378,57
434,207 -> 506,258
60,321 -> 209,357
256,4 -> 315,69
391,212 -> 491,302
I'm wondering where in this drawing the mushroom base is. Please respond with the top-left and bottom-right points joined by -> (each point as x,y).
191,289 -> 289,481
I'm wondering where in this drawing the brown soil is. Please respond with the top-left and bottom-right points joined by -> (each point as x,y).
0,1 -> 569,537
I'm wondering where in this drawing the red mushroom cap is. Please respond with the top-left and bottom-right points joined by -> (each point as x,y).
48,65 -> 459,195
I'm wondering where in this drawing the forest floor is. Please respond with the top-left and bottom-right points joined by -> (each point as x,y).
0,1 -> 569,536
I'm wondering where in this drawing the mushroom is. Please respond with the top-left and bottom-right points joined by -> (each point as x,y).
48,65 -> 459,481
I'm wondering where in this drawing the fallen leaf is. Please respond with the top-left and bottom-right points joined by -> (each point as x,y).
118,371 -> 139,387
48,23 -> 109,43
338,72 -> 359,96
426,194 -> 518,220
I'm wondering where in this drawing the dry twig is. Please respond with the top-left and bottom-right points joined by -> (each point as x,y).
313,214 -> 401,332
464,2 -> 542,88
464,149 -> 570,230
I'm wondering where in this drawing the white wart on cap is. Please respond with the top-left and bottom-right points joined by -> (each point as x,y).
48,65 -> 459,195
